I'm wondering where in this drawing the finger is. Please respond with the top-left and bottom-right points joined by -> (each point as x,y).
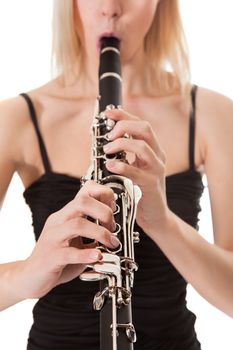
69,195 -> 115,229
57,263 -> 87,285
78,180 -> 117,222
79,180 -> 115,210
50,217 -> 120,249
82,241 -> 98,249
69,236 -> 98,249
104,138 -> 157,169
105,159 -> 145,185
49,190 -> 115,231
105,158 -> 165,188
58,247 -> 103,266
104,107 -> 140,122
106,120 -> 165,161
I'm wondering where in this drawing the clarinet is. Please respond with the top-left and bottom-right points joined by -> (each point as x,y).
80,37 -> 141,350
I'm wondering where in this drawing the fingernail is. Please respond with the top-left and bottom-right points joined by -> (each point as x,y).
89,250 -> 101,260
110,235 -> 120,248
107,131 -> 114,140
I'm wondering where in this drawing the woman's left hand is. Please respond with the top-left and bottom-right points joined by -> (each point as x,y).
103,108 -> 169,237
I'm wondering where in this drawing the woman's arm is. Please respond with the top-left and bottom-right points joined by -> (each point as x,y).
103,90 -> 233,317
0,99 -> 119,311
150,210 -> 233,318
0,261 -> 31,310
198,88 -> 233,251
0,98 -> 30,310
0,180 -> 119,311
0,98 -> 20,209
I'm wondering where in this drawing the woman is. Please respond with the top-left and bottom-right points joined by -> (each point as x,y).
0,0 -> 233,349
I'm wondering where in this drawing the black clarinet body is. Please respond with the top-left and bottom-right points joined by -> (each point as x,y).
80,37 -> 141,350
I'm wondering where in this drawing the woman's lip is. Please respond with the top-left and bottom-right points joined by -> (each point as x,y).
99,32 -> 119,39
97,33 -> 120,50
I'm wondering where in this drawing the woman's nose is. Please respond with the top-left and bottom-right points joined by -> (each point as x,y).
101,0 -> 122,19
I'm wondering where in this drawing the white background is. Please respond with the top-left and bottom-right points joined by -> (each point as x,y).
0,1 -> 233,349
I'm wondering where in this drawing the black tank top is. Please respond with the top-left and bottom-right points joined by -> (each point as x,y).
20,86 -> 204,350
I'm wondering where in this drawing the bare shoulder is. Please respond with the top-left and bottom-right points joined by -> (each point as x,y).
0,78 -> 58,156
0,94 -> 31,122
0,80 -> 57,204
0,95 -> 30,163
195,87 -> 233,161
196,88 -> 233,245
197,87 -> 233,129
0,95 -> 33,205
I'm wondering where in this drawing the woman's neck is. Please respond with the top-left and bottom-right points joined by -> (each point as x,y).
68,45 -> 151,98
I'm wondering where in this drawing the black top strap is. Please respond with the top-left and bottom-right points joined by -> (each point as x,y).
20,93 -> 51,173
189,85 -> 198,171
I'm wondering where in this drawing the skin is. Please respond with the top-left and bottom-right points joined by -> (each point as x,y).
0,181 -> 120,309
0,0 -> 233,317
75,0 -> 159,65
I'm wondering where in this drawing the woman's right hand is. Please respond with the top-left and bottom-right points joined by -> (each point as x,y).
20,180 -> 119,299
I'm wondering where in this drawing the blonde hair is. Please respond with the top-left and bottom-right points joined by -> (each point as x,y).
52,0 -> 191,97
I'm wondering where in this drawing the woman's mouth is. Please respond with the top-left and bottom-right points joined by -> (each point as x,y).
97,32 -> 121,50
